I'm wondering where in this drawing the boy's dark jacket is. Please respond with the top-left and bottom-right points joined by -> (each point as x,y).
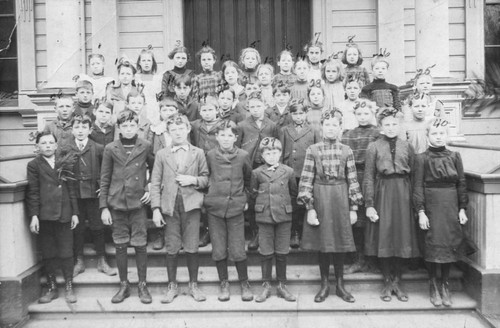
99,137 -> 154,210
250,164 -> 297,224
68,138 -> 104,199
26,154 -> 79,222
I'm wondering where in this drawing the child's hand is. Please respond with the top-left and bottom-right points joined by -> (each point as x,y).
152,209 -> 165,227
101,208 -> 113,225
176,175 -> 197,187
141,191 -> 151,204
366,207 -> 379,223
244,203 -> 249,211
459,209 -> 468,225
307,209 -> 320,226
30,216 -> 39,234
418,212 -> 430,230
349,211 -> 358,225
71,215 -> 79,229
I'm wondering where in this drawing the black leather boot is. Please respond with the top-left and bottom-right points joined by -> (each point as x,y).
440,280 -> 452,307
65,278 -> 77,303
138,281 -> 152,304
111,280 -> 130,303
429,278 -> 442,307
314,275 -> 330,303
39,275 -> 58,304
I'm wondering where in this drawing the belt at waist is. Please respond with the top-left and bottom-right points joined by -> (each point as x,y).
378,173 -> 409,179
314,179 -> 346,186
425,182 -> 456,188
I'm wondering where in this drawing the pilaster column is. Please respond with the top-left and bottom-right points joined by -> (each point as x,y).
162,0 -> 184,70
91,0 -> 118,76
415,0 -> 450,77
376,0 -> 405,85
44,0 -> 83,88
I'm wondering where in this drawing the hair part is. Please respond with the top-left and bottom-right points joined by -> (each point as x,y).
168,46 -> 191,61
36,130 -> 57,144
117,109 -> 139,125
238,48 -> 262,68
321,58 -> 345,82
166,113 -> 191,131
71,114 -> 93,128
341,45 -> 364,66
136,48 -> 158,74
216,119 -> 238,135
196,45 -> 217,61
126,89 -> 146,104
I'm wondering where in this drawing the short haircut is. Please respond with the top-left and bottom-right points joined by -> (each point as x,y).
88,53 -> 105,63
166,113 -> 190,131
117,60 -> 137,75
196,45 -> 217,61
377,107 -> 403,125
199,95 -> 219,109
216,119 -> 238,135
136,48 -> 158,74
341,44 -> 364,66
217,87 -> 235,99
307,85 -> 325,97
277,49 -> 294,62
321,58 -> 345,82
221,60 -> 241,79
303,40 -> 324,53
259,137 -> 282,152
247,91 -> 263,102
174,74 -> 192,87
159,97 -> 178,109
97,101 -> 114,113
289,99 -> 309,113
294,58 -> 310,70
321,108 -> 343,125
371,56 -> 390,69
239,48 -> 262,68
272,82 -> 291,96
126,89 -> 146,103
256,63 -> 274,76
35,130 -> 57,144
117,109 -> 139,125
76,80 -> 94,92
54,95 -> 74,107
71,114 -> 93,128
168,46 -> 191,61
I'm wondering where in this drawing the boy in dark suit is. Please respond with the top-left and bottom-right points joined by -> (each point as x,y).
70,114 -> 116,277
204,120 -> 254,302
250,137 -> 297,303
26,131 -> 79,303
265,83 -> 292,129
279,100 -> 321,248
236,91 -> 279,250
100,110 -> 154,304
74,80 -> 95,119
89,101 -> 115,146
44,95 -> 75,147
150,114 -> 209,303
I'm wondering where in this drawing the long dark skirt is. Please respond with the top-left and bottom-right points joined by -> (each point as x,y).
422,186 -> 464,263
364,176 -> 420,258
301,181 -> 356,253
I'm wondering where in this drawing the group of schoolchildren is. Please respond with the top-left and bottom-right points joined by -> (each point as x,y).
26,38 -> 470,310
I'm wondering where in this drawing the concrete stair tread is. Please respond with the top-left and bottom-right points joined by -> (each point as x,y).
44,266 -> 464,285
28,290 -> 477,313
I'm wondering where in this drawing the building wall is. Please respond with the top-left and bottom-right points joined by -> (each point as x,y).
34,0 -> 93,88
403,0 -> 466,82
117,0 -> 170,73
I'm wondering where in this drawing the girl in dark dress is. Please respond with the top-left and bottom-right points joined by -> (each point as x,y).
413,118 -> 469,307
364,107 -> 420,302
298,109 -> 363,303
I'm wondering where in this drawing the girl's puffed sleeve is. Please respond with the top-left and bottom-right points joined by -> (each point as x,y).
454,151 -> 469,210
345,146 -> 363,210
363,142 -> 377,208
412,153 -> 426,212
297,146 -> 316,210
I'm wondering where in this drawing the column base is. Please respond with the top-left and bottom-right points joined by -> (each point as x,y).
460,259 -> 500,316
0,264 -> 42,328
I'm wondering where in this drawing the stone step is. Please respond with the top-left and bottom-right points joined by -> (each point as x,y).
81,243 -> 318,267
23,310 -> 492,328
27,292 -> 479,325
41,265 -> 464,296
